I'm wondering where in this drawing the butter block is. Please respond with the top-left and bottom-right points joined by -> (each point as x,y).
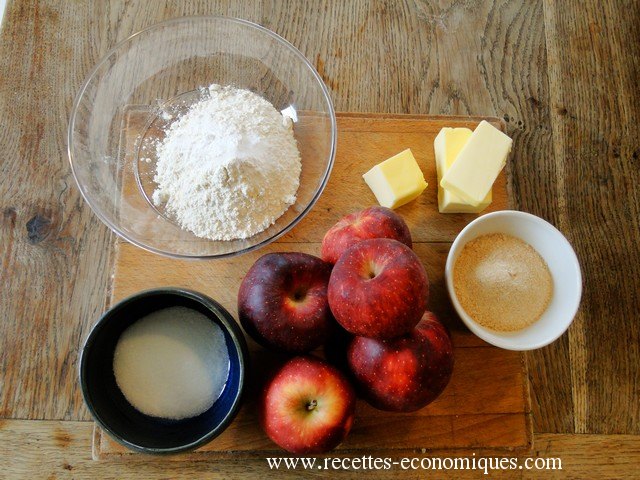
440,120 -> 512,207
363,148 -> 427,209
434,127 -> 491,213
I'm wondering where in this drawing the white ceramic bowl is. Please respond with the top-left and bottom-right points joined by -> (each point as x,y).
445,210 -> 582,350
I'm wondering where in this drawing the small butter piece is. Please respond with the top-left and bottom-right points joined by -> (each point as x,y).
363,148 -> 427,209
440,120 -> 512,207
434,127 -> 491,213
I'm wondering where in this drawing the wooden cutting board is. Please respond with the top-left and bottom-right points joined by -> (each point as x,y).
94,112 -> 531,460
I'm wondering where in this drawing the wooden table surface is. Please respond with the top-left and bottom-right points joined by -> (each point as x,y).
0,1 -> 638,478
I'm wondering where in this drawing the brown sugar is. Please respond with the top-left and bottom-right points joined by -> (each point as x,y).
453,233 -> 553,332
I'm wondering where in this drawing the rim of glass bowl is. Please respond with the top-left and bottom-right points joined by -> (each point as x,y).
68,16 -> 337,260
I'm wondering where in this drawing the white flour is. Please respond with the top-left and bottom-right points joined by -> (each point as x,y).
152,84 -> 301,240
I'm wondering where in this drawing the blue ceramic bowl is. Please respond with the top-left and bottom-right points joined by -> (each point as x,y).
79,288 -> 248,454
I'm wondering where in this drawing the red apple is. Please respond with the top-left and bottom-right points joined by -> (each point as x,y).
347,312 -> 454,412
261,356 -> 356,454
328,238 -> 429,339
321,206 -> 412,264
238,252 -> 334,353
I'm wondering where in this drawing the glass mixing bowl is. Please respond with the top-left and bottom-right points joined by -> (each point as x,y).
68,16 -> 336,259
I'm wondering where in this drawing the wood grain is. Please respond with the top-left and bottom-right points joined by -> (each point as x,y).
2,420 -> 640,479
0,0 -> 115,421
112,241 -> 489,349
97,412 -> 530,460
0,0 -> 559,426
0,0 -> 639,474
119,110 -> 508,246
543,0 -> 640,434
95,113 -> 528,458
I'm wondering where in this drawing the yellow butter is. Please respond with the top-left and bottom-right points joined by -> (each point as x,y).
434,128 -> 491,213
363,148 -> 427,209
440,120 -> 512,207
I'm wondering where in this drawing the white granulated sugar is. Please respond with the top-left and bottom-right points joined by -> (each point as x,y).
112,306 -> 230,420
152,84 -> 301,240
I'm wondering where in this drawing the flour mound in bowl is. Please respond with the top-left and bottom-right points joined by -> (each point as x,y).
152,84 -> 301,241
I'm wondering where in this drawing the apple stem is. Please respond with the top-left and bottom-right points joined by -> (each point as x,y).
306,399 -> 317,411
